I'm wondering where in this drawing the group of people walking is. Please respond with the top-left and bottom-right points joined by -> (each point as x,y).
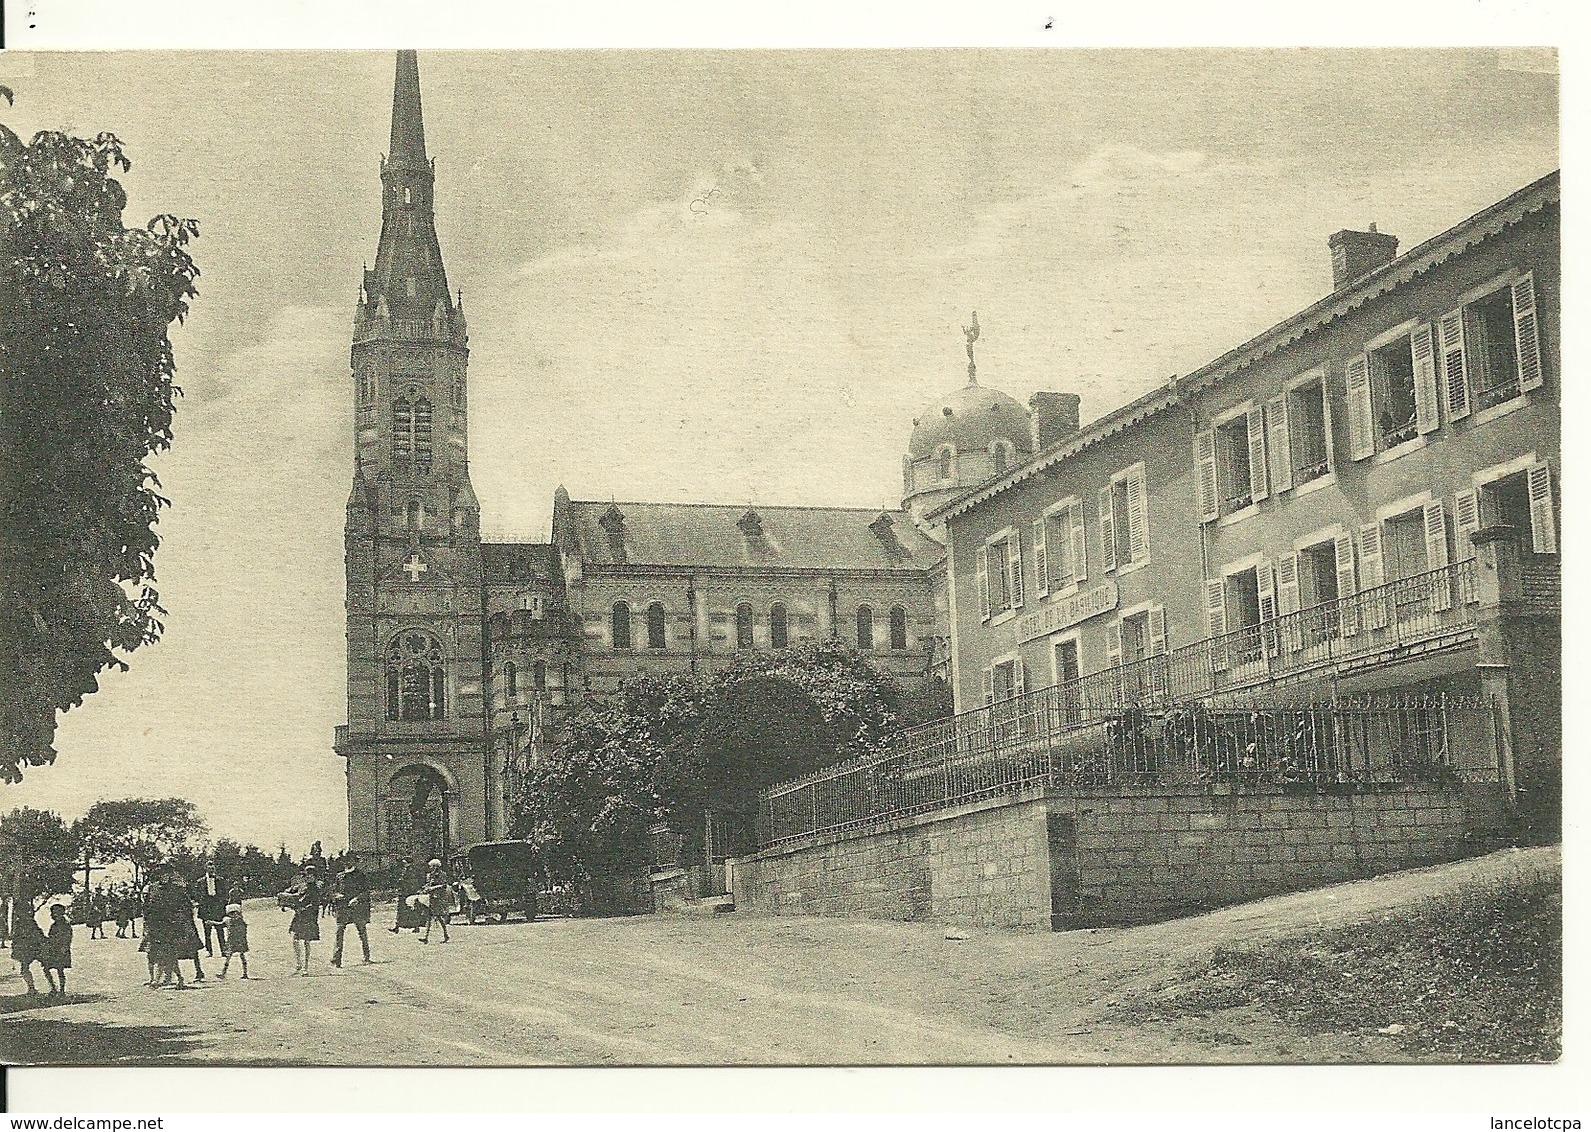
7,901 -> 76,997
140,860 -> 248,988
76,883 -> 145,939
6,851 -> 477,998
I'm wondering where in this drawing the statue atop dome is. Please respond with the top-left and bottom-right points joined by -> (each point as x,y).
963,310 -> 980,384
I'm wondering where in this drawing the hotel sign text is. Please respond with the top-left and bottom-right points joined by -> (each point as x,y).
1014,580 -> 1118,644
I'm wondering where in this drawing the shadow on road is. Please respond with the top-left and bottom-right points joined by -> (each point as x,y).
1,991 -> 111,1015
0,1015 -> 207,1065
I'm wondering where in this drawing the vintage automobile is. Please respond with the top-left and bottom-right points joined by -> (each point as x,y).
459,840 -> 541,923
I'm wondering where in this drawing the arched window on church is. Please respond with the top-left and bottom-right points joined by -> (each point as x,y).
403,186 -> 412,205
412,398 -> 433,476
504,661 -> 518,700
533,660 -> 547,692
770,602 -> 788,650
392,394 -> 434,478
890,605 -> 908,651
647,602 -> 666,649
992,440 -> 1012,475
385,630 -> 446,721
406,499 -> 425,530
937,445 -> 955,482
736,603 -> 754,650
856,605 -> 874,651
611,602 -> 632,650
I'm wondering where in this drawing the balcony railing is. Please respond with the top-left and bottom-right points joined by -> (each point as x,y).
759,695 -> 1499,849
755,559 -> 1487,848
353,318 -> 457,345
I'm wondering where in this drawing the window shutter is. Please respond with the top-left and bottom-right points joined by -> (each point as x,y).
1276,551 -> 1301,652
1358,522 -> 1386,590
1345,354 -> 1375,460
1148,604 -> 1167,657
1194,430 -> 1219,522
982,666 -> 994,707
1247,407 -> 1270,502
1105,620 -> 1123,668
1334,532 -> 1360,636
1438,309 -> 1470,422
1276,552 -> 1301,614
1454,488 -> 1480,563
1098,487 -> 1116,573
1205,579 -> 1229,670
1256,558 -> 1276,622
976,545 -> 990,623
1411,323 -> 1440,435
1513,273 -> 1544,392
1358,522 -> 1386,629
1320,380 -> 1337,473
1423,500 -> 1452,612
1032,519 -> 1049,598
1126,465 -> 1149,563
1422,500 -> 1450,571
1528,461 -> 1557,554
1267,394 -> 1293,493
1013,657 -> 1026,697
1070,502 -> 1087,583
1007,533 -> 1024,608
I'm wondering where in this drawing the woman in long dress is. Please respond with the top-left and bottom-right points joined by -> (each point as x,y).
9,893 -> 45,996
282,864 -> 323,975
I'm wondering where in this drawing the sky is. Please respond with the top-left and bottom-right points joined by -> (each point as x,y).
0,48 -> 1558,854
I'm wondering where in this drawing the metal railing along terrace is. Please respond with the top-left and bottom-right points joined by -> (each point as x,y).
758,560 -> 1488,848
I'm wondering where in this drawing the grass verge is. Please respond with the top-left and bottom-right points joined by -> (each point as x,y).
1114,867 -> 1561,1061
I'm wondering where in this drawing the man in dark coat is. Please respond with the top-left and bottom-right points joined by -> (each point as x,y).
329,858 -> 373,967
194,863 -> 230,957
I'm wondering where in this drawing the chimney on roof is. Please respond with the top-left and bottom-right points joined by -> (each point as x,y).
1328,224 -> 1400,291
1029,391 -> 1081,452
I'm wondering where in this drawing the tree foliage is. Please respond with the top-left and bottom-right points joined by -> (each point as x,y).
0,89 -> 200,780
75,796 -> 207,883
516,641 -> 903,882
0,806 -> 81,901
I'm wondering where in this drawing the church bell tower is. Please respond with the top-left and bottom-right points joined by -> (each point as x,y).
337,51 -> 490,864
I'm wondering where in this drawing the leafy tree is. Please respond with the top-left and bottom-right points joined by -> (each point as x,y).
517,643 -> 903,882
0,87 -> 200,781
0,806 -> 80,904
208,837 -> 243,878
75,797 -> 207,884
517,673 -> 706,882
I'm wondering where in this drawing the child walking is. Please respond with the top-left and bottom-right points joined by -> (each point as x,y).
42,903 -> 72,998
420,859 -> 451,945
218,903 -> 249,979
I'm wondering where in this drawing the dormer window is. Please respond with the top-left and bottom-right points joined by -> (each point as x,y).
991,439 -> 1013,475
737,509 -> 764,538
598,504 -> 627,562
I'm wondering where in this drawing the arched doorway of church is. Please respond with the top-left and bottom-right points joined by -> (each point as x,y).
383,763 -> 456,866
688,675 -> 835,889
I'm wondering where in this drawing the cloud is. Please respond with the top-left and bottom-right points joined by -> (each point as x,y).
1068,144 -> 1207,191
516,160 -> 769,281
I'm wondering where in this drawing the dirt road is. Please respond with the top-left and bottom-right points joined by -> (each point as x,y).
0,845 -> 1557,1066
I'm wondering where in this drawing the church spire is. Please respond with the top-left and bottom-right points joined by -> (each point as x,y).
358,50 -> 458,337
389,50 -> 428,169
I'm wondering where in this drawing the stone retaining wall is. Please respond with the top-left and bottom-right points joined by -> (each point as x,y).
730,782 -> 1510,930
732,792 -> 1053,929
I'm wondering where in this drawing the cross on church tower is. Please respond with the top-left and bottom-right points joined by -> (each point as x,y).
402,553 -> 428,582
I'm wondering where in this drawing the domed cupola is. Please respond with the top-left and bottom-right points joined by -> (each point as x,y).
901,313 -> 1034,536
